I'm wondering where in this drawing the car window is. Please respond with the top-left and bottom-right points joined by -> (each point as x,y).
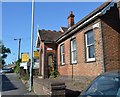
116,88 -> 120,97
85,76 -> 120,96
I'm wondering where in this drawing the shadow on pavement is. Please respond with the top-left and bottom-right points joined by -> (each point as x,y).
66,89 -> 81,97
2,74 -> 18,91
1,95 -> 39,97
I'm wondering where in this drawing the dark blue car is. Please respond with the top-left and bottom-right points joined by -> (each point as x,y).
0,68 -> 13,73
80,70 -> 120,97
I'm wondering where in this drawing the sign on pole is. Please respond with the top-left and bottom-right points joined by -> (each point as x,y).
21,53 -> 29,62
34,51 -> 39,58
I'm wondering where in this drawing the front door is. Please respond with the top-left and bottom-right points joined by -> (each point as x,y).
48,54 -> 54,77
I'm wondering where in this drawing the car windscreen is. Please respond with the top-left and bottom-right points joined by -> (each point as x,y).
85,75 -> 120,96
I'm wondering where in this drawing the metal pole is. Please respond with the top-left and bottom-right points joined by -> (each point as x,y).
29,0 -> 34,92
14,38 -> 21,60
18,38 -> 21,60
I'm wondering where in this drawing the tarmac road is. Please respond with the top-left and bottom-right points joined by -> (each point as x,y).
1,73 -> 29,96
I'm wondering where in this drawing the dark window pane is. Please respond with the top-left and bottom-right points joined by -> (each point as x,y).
88,45 -> 95,58
61,45 -> 64,54
87,31 -> 94,45
62,45 -> 64,53
63,54 -> 65,63
73,51 -> 77,61
71,39 -> 77,63
73,39 -> 76,50
60,45 -> 65,64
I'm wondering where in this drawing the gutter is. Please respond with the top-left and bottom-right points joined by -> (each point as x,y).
56,1 -> 115,43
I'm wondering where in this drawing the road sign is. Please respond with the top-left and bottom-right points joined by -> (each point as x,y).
34,51 -> 39,58
21,53 -> 29,62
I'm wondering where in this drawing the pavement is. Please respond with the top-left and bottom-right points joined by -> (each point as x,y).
33,76 -> 93,97
0,73 -> 92,97
1,73 -> 36,96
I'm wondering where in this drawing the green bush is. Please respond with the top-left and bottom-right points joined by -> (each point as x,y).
22,73 -> 29,80
14,59 -> 21,73
49,68 -> 59,78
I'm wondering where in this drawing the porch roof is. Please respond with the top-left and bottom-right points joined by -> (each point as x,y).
39,29 -> 63,42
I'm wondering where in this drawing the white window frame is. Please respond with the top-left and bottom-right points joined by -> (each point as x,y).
71,38 -> 77,64
60,44 -> 65,65
85,31 -> 95,62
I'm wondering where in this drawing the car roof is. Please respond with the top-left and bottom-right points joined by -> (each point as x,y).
101,70 -> 120,77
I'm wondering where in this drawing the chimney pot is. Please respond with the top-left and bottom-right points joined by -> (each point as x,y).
70,11 -> 73,14
67,11 -> 75,28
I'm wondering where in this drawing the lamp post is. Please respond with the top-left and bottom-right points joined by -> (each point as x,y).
14,38 -> 21,60
29,0 -> 34,92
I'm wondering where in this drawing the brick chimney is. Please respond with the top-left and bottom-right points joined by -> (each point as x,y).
67,11 -> 75,28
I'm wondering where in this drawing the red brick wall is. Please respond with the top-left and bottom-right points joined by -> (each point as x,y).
57,4 -> 120,78
101,4 -> 120,71
44,43 -> 57,78
39,42 -> 57,78
39,42 -> 44,77
57,20 -> 104,77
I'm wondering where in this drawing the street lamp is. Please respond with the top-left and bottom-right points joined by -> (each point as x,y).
29,0 -> 34,92
14,38 -> 21,60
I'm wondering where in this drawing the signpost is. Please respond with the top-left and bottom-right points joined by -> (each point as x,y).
21,53 -> 29,62
34,51 -> 39,58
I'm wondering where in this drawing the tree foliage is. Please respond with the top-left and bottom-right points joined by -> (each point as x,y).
14,59 -> 21,73
0,41 -> 11,66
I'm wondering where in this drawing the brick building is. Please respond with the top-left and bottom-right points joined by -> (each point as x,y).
36,1 -> 120,79
36,30 -> 63,78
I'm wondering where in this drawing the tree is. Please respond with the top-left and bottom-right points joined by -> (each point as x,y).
0,41 -> 11,67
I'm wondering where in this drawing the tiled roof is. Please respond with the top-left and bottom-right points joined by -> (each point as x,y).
39,29 -> 63,42
61,27 -> 68,32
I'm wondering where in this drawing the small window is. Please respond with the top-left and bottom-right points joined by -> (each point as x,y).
60,44 -> 65,65
85,30 -> 95,62
71,38 -> 77,64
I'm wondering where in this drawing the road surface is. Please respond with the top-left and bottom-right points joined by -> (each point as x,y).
1,73 -> 31,96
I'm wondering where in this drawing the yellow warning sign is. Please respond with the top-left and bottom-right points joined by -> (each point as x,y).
34,51 -> 39,58
21,53 -> 29,62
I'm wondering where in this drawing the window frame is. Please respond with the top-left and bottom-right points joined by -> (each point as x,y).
60,44 -> 65,65
70,38 -> 77,64
85,30 -> 95,62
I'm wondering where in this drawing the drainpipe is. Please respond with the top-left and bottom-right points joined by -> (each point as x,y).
99,21 -> 106,73
117,0 -> 120,70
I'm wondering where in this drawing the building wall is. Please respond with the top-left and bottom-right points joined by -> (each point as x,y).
57,4 -> 120,79
57,19 -> 104,78
39,42 -> 44,77
101,4 -> 120,71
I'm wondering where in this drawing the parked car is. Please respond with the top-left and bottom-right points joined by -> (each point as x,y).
0,68 -> 13,73
79,70 -> 120,97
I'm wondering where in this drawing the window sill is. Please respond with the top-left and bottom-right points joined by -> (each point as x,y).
86,58 -> 96,63
60,63 -> 65,66
71,61 -> 77,65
